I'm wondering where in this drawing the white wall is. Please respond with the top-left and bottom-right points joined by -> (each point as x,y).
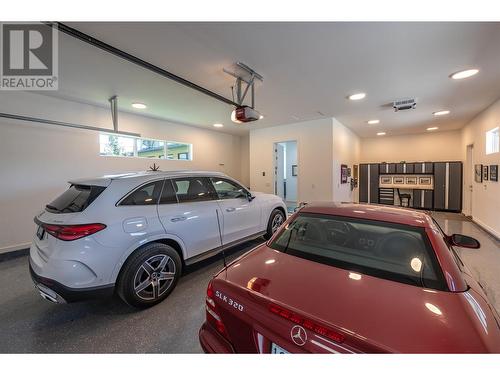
239,134 -> 250,188
249,118 -> 361,204
332,119 -> 361,203
360,130 -> 463,163
249,118 -> 334,203
461,97 -> 500,238
0,92 -> 244,253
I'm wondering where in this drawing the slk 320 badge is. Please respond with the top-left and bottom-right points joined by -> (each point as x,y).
215,291 -> 244,312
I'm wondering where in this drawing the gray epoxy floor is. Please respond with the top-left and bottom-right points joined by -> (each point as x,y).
0,212 -> 498,353
432,212 -> 500,312
0,239 -> 263,353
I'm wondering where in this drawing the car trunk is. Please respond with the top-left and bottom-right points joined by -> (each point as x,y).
33,182 -> 108,260
212,244 -> 495,353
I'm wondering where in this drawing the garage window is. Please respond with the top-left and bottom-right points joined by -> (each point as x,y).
137,138 -> 166,159
486,127 -> 499,154
99,133 -> 135,157
99,133 -> 192,160
167,142 -> 192,160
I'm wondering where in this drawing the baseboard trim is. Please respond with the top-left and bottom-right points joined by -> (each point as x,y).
471,218 -> 500,243
0,242 -> 31,254
0,247 -> 29,262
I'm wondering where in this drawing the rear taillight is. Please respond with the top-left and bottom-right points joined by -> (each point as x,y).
41,223 -> 106,241
269,303 -> 345,343
206,280 -> 229,340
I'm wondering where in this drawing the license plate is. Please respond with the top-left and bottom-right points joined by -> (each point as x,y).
271,342 -> 289,354
36,226 -> 46,240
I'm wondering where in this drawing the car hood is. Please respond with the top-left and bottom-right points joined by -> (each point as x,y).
221,244 -> 500,353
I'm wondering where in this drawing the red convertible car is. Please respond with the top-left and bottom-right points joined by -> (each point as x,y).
199,202 -> 500,353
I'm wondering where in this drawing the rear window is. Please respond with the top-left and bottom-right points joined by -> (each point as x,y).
46,185 -> 106,213
269,213 -> 447,291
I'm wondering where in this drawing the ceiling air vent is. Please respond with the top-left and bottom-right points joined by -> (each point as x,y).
393,98 -> 417,112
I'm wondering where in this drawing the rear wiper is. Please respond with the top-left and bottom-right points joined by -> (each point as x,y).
45,204 -> 61,212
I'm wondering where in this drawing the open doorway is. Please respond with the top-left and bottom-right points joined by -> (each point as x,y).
464,144 -> 474,217
273,141 -> 298,213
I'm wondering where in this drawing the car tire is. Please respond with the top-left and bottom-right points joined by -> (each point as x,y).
117,242 -> 182,309
264,209 -> 286,240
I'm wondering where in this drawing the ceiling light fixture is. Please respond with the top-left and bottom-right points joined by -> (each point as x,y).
433,110 -> 450,116
348,92 -> 366,101
367,119 -> 380,125
132,102 -> 147,109
213,123 -> 224,128
377,132 -> 386,136
450,69 -> 479,80
427,127 -> 439,131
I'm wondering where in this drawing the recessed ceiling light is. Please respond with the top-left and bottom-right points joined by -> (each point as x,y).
132,102 -> 147,109
259,115 -> 264,119
213,123 -> 224,128
348,92 -> 366,101
433,110 -> 450,116
450,69 -> 479,80
377,132 -> 386,136
367,119 -> 380,125
427,127 -> 439,131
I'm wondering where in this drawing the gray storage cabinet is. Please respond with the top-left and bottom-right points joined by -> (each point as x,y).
433,162 -> 462,212
359,163 -> 379,204
413,189 -> 433,210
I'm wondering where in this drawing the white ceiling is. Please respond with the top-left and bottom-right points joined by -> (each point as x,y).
47,22 -> 500,137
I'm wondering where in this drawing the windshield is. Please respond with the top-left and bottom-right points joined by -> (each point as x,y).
269,213 -> 447,291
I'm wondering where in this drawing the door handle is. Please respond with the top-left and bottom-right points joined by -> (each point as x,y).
226,207 -> 236,212
170,216 -> 187,222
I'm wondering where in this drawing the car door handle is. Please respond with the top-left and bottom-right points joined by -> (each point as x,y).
226,207 -> 236,212
170,216 -> 187,222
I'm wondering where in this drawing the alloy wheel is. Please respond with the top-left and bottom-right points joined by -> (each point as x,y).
272,213 -> 284,233
133,254 -> 176,301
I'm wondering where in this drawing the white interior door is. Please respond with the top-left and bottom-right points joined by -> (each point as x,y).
274,143 -> 285,199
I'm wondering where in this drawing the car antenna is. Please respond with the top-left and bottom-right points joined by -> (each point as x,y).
215,209 -> 227,268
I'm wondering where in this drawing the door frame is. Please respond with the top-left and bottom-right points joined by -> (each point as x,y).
272,140 -> 299,205
464,143 -> 474,217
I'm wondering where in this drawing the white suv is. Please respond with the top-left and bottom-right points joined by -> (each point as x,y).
29,171 -> 287,308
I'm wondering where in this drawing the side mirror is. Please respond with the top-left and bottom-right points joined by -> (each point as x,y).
247,191 -> 256,201
448,234 -> 480,249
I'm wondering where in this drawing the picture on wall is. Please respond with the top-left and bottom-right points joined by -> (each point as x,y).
490,165 -> 498,181
381,177 -> 392,184
292,164 -> 298,176
393,177 -> 404,184
419,177 -> 431,185
406,177 -> 417,185
483,165 -> 489,181
475,164 -> 483,183
341,164 -> 348,184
